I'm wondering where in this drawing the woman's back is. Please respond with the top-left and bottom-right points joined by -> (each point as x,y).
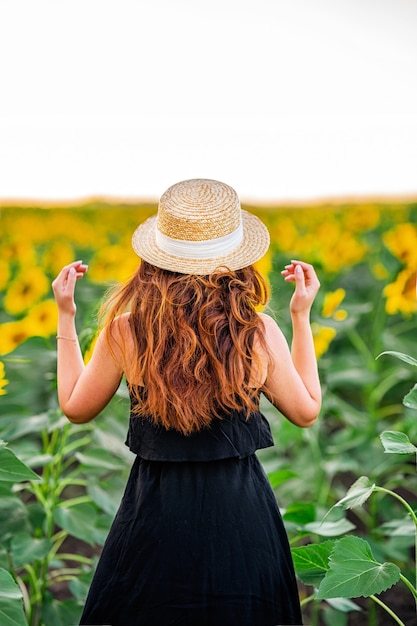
103,262 -> 271,435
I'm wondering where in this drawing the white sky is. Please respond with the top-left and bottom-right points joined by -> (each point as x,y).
0,0 -> 416,202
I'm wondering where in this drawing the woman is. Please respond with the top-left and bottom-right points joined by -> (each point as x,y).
52,178 -> 321,626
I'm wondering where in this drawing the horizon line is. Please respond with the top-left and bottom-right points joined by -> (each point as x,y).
1,191 -> 417,209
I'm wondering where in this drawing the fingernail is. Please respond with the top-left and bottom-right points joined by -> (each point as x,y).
296,265 -> 302,273
69,267 -> 76,275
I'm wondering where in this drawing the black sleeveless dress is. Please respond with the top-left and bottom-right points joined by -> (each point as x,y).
79,395 -> 303,626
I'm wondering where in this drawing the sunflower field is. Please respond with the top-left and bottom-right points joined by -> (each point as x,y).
1,198 -> 417,626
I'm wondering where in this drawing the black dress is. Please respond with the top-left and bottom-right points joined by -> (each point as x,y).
79,395 -> 303,626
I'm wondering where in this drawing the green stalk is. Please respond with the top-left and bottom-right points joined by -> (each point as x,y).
62,433 -> 92,456
375,486 -> 417,607
29,424 -> 72,620
56,477 -> 87,496
51,529 -> 67,545
24,563 -> 41,626
28,481 -> 48,509
47,567 -> 83,582
54,553 -> 93,565
16,575 -> 31,616
299,592 -> 316,607
374,486 -> 417,526
60,495 -> 92,507
370,594 -> 406,626
46,574 -> 80,585
399,573 -> 417,600
49,530 -> 69,566
52,426 -> 69,480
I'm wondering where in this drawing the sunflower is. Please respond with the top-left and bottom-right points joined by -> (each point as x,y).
322,288 -> 348,321
312,323 -> 337,359
4,267 -> 50,315
25,300 -> 58,338
0,320 -> 32,355
383,268 -> 417,315
383,223 -> 417,268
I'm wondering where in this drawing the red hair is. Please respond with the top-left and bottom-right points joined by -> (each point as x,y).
100,261 -> 270,435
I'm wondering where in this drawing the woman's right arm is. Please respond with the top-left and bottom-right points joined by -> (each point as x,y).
260,260 -> 321,427
52,261 -> 124,423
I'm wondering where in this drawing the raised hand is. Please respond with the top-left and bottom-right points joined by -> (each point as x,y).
52,261 -> 88,316
281,260 -> 320,315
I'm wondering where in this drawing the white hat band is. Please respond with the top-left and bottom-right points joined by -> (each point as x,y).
155,221 -> 244,260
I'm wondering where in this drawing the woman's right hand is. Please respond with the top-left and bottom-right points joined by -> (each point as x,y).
52,261 -> 88,316
281,260 -> 320,315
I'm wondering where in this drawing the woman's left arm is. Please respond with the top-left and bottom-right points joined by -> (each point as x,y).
52,261 -> 123,423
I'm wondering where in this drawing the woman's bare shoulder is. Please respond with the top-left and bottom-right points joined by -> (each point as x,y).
258,311 -> 274,324
257,312 -> 285,339
103,312 -> 133,362
255,312 -> 292,366
108,312 -> 131,338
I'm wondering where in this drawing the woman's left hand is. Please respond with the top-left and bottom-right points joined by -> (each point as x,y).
52,261 -> 88,316
281,260 -> 320,315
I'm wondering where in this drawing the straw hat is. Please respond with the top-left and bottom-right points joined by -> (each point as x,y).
132,178 -> 270,275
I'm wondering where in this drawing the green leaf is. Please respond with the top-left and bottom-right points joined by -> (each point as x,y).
403,383 -> 417,410
0,599 -> 28,626
334,476 -> 375,510
378,516 -> 415,537
282,502 -> 316,525
68,571 -> 94,601
326,597 -> 362,612
23,454 -> 54,469
0,446 -> 40,483
377,350 -> 417,367
0,497 -> 30,541
0,568 -> 23,600
91,512 -> 114,546
0,546 -> 9,570
268,468 -> 298,489
304,517 -> 356,537
380,431 -> 417,454
87,476 -> 125,517
75,449 -> 127,471
11,533 -> 53,568
292,540 -> 335,586
46,411 -> 71,433
317,536 -> 401,599
0,337 -> 59,420
0,569 -> 27,626
40,596 -> 82,626
53,503 -> 98,545
0,414 -> 49,442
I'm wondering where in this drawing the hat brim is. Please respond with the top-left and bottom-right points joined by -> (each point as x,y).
132,210 -> 270,275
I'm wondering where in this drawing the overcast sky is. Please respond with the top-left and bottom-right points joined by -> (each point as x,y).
1,0 -> 416,202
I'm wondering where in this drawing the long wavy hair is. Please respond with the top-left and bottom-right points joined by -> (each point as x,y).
100,260 -> 270,435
